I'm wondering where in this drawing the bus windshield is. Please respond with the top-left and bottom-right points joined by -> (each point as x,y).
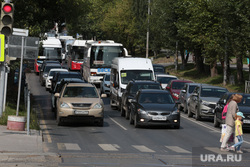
43,48 -> 61,59
72,46 -> 85,60
90,46 -> 124,68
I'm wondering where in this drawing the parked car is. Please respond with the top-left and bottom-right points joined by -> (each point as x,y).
51,78 -> 86,112
214,92 -> 250,128
45,68 -> 68,91
187,85 -> 228,121
121,80 -> 162,119
155,73 -> 178,89
54,83 -> 104,126
166,79 -> 193,101
100,73 -> 110,97
129,89 -> 180,128
178,83 -> 204,113
51,71 -> 82,92
39,63 -> 62,86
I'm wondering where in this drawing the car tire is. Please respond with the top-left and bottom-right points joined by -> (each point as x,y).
183,102 -> 188,113
178,104 -> 183,111
125,105 -> 130,120
195,107 -> 201,121
129,112 -> 134,125
213,113 -> 220,127
173,123 -> 180,129
187,105 -> 193,117
134,115 -> 139,128
57,116 -> 62,126
97,119 -> 104,127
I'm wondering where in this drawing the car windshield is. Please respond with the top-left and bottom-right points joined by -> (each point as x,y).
154,67 -> 165,73
172,82 -> 188,90
238,95 -> 250,106
139,93 -> 174,104
130,84 -> 161,94
58,74 -> 82,81
63,86 -> 98,98
104,74 -> 110,81
200,88 -> 227,97
120,70 -> 154,84
188,85 -> 197,93
157,76 -> 177,84
44,66 -> 61,73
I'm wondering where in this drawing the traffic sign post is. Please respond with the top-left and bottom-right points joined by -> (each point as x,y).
0,34 -> 4,62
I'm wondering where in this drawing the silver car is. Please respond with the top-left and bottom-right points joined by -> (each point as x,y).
187,85 -> 228,121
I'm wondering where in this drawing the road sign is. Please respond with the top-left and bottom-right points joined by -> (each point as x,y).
0,34 -> 4,62
8,36 -> 39,59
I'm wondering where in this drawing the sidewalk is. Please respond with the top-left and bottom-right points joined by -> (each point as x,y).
0,125 -> 60,166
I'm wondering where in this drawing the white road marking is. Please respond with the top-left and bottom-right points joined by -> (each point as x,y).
165,146 -> 191,153
181,114 -> 250,145
64,143 -> 81,150
98,144 -> 119,151
39,104 -> 52,143
108,116 -> 127,130
132,145 -> 155,153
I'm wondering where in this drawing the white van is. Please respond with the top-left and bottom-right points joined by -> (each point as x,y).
110,57 -> 155,109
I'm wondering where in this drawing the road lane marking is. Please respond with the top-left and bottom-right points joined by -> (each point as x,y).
64,143 -> 81,150
108,115 -> 127,130
132,145 -> 155,153
39,104 -> 52,143
98,144 -> 119,151
181,114 -> 250,145
165,146 -> 191,154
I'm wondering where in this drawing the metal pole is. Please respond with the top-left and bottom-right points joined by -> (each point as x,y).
175,41 -> 178,71
146,0 -> 150,58
3,65 -> 8,112
16,36 -> 25,116
223,36 -> 228,86
0,63 -> 5,117
27,90 -> 30,135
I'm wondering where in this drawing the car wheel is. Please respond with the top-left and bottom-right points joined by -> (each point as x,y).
97,119 -> 104,127
129,112 -> 134,125
178,104 -> 183,111
134,114 -> 139,128
213,113 -> 220,127
187,105 -> 193,117
173,123 -> 180,129
195,107 -> 201,121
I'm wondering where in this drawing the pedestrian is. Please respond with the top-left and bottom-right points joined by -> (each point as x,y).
230,112 -> 244,153
220,94 -> 243,151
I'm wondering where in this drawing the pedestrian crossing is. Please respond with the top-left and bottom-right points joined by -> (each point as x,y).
55,143 -> 227,155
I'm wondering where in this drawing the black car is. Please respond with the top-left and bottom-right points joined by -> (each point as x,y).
214,92 -> 250,128
129,89 -> 180,128
153,64 -> 169,75
51,78 -> 86,113
40,60 -> 61,72
39,63 -> 63,86
121,80 -> 162,119
51,71 -> 83,92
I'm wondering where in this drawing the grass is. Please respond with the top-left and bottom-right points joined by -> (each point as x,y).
152,56 -> 247,93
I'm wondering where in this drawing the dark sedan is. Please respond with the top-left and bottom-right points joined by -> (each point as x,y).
214,92 -> 250,129
129,89 -> 180,129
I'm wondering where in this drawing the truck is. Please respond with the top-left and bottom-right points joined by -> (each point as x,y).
110,57 -> 155,110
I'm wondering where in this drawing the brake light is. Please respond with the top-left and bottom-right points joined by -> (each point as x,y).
91,72 -> 97,76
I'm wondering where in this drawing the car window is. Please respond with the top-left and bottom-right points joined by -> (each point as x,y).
104,74 -> 110,81
238,95 -> 250,106
63,86 -> 98,98
172,82 -> 187,90
200,88 -> 227,98
157,76 -> 177,84
188,85 -> 197,93
129,84 -> 161,94
139,93 -> 174,104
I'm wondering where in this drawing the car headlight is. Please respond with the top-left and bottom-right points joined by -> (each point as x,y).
137,108 -> 147,114
43,74 -> 48,77
201,101 -> 210,107
173,93 -> 179,98
93,103 -> 103,109
60,102 -> 70,108
172,109 -> 179,114
104,84 -> 110,88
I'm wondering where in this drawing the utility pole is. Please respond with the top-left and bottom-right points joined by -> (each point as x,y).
175,41 -> 178,71
223,36 -> 228,86
146,0 -> 150,58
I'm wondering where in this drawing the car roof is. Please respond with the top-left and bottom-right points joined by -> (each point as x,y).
49,68 -> 68,72
61,78 -> 85,83
201,85 -> 227,89
171,79 -> 192,83
155,73 -> 177,78
57,71 -> 81,75
128,80 -> 160,85
65,83 -> 94,87
45,63 -> 62,67
44,60 -> 60,63
139,89 -> 170,94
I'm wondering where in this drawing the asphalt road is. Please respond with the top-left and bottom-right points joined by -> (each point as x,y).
26,72 -> 250,167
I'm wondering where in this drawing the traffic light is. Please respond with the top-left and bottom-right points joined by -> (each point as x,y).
0,2 -> 14,36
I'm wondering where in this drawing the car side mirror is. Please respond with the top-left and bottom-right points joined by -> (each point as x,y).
166,86 -> 170,90
54,93 -> 60,98
181,90 -> 186,93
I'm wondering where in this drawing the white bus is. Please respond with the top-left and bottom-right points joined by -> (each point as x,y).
82,40 -> 128,84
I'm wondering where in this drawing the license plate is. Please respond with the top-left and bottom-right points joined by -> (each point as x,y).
75,110 -> 89,115
152,116 -> 167,121
243,119 -> 250,124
